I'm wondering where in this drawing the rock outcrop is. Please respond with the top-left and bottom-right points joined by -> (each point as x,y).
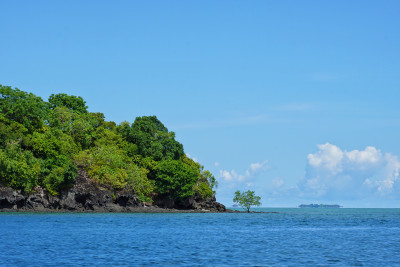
153,192 -> 226,212
0,170 -> 226,212
0,170 -> 140,212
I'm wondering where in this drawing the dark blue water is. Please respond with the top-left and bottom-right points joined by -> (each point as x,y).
1,208 -> 399,266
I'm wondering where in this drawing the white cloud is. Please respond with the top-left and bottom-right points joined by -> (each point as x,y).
214,162 -> 220,167
373,153 -> 400,194
218,169 -> 246,182
219,160 -> 269,182
219,170 -> 233,181
249,160 -> 269,172
345,146 -> 382,169
307,143 -> 343,174
300,143 -> 400,199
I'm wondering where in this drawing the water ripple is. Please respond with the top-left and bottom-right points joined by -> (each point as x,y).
0,209 -> 399,266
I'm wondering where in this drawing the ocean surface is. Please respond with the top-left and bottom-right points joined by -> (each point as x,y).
0,208 -> 399,266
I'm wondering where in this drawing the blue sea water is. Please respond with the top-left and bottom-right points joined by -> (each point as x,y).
0,208 -> 399,266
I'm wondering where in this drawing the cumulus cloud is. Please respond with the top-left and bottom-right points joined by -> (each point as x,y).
299,143 -> 400,199
219,160 -> 269,182
307,143 -> 343,174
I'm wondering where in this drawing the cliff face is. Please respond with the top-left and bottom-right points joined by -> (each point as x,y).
0,170 -> 226,212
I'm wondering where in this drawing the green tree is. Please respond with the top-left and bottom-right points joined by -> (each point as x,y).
74,145 -> 130,190
233,190 -> 261,213
29,128 -> 79,159
42,156 -> 78,195
182,155 -> 217,199
48,93 -> 88,114
0,144 -> 42,193
125,116 -> 184,161
68,112 -> 100,149
0,85 -> 47,132
74,145 -> 154,200
0,114 -> 28,148
155,159 -> 198,201
46,106 -> 76,131
195,169 -> 218,199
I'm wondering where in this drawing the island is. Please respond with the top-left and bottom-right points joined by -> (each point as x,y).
299,204 -> 342,208
0,85 -> 226,212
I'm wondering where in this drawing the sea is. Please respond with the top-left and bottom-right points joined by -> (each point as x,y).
0,208 -> 399,266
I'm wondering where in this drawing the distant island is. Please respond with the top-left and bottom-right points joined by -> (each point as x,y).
299,204 -> 342,208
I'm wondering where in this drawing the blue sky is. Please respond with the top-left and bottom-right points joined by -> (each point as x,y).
1,1 -> 399,207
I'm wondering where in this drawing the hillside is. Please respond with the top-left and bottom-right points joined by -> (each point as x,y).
0,84 -> 224,212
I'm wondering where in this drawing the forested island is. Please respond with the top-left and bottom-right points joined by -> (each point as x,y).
299,204 -> 341,208
0,85 -> 225,212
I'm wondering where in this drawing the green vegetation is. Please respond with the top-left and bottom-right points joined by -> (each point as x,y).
233,190 -> 261,212
0,84 -> 217,203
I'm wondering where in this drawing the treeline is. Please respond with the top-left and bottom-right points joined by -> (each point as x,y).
0,85 -> 217,202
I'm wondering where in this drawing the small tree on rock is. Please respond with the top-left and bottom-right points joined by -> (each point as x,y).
233,190 -> 261,213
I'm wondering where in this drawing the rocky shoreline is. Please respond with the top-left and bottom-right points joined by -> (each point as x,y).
0,205 -> 237,213
0,170 -> 228,213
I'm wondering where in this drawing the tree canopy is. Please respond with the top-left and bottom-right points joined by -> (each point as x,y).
0,84 -> 217,204
233,190 -> 261,212
123,116 -> 184,161
0,85 -> 47,132
48,93 -> 88,114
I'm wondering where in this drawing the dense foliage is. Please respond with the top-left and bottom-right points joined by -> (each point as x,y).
233,190 -> 261,212
0,84 -> 217,202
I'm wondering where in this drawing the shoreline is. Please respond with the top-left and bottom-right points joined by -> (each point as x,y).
0,208 -> 280,214
0,206 -> 240,213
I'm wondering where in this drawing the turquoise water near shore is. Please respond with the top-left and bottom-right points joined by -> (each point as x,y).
1,208 -> 399,266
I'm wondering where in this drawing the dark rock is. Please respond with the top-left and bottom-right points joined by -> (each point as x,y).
191,193 -> 226,212
115,190 -> 140,207
153,194 -> 176,209
176,196 -> 195,209
154,192 -> 226,211
0,169 -> 227,213
0,187 -> 25,209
